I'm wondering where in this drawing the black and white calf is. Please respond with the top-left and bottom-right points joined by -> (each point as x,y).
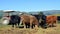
9,15 -> 20,28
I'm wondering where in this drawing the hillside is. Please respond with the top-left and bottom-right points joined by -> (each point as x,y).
0,10 -> 60,17
28,10 -> 60,16
43,10 -> 60,15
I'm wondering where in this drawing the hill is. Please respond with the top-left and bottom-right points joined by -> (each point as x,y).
0,10 -> 60,18
28,10 -> 60,16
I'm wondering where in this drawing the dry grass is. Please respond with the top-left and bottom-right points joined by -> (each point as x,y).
0,24 -> 60,34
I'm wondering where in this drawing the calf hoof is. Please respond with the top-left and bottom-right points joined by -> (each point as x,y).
42,26 -> 47,29
19,26 -> 24,28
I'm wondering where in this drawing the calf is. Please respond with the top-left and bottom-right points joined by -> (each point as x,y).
31,14 -> 47,29
20,14 -> 39,29
46,15 -> 57,27
9,15 -> 20,28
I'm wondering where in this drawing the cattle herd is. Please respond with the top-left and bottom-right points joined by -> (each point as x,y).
5,13 -> 57,29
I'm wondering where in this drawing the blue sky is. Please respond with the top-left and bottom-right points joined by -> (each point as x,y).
0,0 -> 60,12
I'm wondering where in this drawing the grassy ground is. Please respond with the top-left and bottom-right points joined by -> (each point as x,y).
0,24 -> 60,34
52,14 -> 60,16
0,18 -> 60,34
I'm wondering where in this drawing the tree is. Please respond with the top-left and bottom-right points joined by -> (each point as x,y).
0,10 -> 4,19
38,12 -> 44,15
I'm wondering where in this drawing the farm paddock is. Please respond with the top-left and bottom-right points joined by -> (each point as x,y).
0,23 -> 60,34
0,11 -> 60,34
0,16 -> 59,34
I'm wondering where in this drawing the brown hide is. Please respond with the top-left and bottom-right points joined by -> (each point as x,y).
46,15 -> 57,27
20,14 -> 38,28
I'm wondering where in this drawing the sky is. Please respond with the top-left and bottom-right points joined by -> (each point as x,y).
0,0 -> 60,12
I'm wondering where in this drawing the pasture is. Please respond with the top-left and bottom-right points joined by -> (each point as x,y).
0,23 -> 60,34
0,14 -> 60,34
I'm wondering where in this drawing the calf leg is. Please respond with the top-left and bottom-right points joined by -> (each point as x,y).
30,23 -> 32,29
11,23 -> 16,30
12,25 -> 14,28
15,23 -> 18,28
28,24 -> 30,28
32,24 -> 35,29
17,22 -> 20,28
25,23 -> 30,28
12,24 -> 14,28
23,22 -> 26,29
